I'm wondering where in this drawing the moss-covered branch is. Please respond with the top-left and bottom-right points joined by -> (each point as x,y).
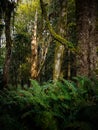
40,0 -> 76,52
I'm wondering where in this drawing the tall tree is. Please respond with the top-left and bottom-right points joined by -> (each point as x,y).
0,6 -> 4,49
76,0 -> 97,76
0,0 -> 16,87
53,0 -> 67,80
40,0 -> 75,50
31,10 -> 38,79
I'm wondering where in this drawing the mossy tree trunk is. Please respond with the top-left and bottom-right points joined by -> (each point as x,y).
76,0 -> 97,76
53,0 -> 67,81
40,0 -> 75,51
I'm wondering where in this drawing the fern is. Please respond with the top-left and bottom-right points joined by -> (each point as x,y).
0,77 -> 98,130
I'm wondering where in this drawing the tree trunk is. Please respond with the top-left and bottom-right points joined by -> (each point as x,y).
0,9 -> 4,50
40,0 -> 75,50
76,0 -> 97,76
31,10 -> 38,79
53,43 -> 64,80
3,8 -> 12,87
53,0 -> 67,81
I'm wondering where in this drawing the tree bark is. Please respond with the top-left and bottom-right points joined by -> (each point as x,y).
76,0 -> 97,76
2,1 -> 15,87
53,44 -> 64,80
53,0 -> 67,81
3,7 -> 12,87
31,10 -> 38,79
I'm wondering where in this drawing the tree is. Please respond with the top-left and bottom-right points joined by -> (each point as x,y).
53,0 -> 67,81
0,5 -> 5,61
31,10 -> 38,79
40,0 -> 75,51
76,0 -> 98,76
0,0 -> 17,87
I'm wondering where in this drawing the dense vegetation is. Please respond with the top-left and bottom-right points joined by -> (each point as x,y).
0,0 -> 98,130
0,77 -> 98,130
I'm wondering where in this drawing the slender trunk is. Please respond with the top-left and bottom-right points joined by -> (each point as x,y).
76,0 -> 97,76
53,0 -> 67,81
38,36 -> 51,78
67,50 -> 71,79
88,1 -> 97,76
3,9 -> 12,86
31,10 -> 38,79
0,10 -> 4,52
53,43 -> 64,80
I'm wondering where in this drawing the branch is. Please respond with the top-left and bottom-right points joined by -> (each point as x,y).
40,0 -> 76,52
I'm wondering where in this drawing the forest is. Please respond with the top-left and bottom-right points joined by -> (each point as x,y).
0,0 -> 98,130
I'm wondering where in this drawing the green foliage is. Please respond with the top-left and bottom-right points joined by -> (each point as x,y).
0,76 -> 98,130
15,0 -> 40,34
10,33 -> 31,86
0,46 -> 5,69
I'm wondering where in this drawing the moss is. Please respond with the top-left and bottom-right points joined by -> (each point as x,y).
40,0 -> 77,53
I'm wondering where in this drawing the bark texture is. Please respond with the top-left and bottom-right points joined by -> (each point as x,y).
53,0 -> 66,80
31,10 -> 38,79
76,0 -> 97,76
3,1 -> 15,86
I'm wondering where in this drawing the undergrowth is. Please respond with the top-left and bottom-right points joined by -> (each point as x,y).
0,76 -> 98,130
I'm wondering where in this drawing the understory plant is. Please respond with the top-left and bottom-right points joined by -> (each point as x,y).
0,76 -> 98,130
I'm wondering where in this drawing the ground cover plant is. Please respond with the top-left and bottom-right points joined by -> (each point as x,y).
0,76 -> 98,130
